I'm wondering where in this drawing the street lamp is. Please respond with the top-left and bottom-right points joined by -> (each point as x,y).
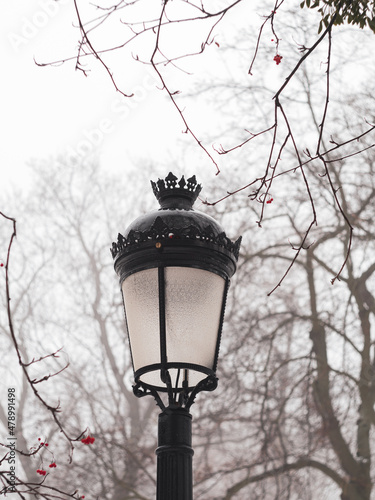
111,172 -> 241,500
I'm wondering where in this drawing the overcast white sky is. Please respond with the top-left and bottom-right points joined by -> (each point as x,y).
2,0 -> 288,195
2,1 -> 373,195
2,0 -> 197,189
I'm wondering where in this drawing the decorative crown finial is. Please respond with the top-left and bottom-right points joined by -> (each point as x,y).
151,172 -> 202,209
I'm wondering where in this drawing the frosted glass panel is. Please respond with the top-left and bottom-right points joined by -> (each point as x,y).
165,267 -> 225,368
122,266 -> 226,388
122,269 -> 159,373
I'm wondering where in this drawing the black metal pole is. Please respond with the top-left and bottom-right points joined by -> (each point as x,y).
156,406 -> 193,500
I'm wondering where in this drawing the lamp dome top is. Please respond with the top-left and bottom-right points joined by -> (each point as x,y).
111,172 -> 242,273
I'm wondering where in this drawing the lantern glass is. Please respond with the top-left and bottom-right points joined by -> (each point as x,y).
122,266 -> 226,388
122,268 -> 160,371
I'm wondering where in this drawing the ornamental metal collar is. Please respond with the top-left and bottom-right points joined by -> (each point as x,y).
111,215 -> 241,260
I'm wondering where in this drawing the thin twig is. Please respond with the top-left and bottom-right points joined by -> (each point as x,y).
315,25 -> 353,285
73,0 -> 133,97
150,2 -> 222,173
0,212 -> 84,462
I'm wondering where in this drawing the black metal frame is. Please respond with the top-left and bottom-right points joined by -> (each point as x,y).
133,373 -> 218,413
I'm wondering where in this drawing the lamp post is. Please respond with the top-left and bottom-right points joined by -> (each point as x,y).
111,172 -> 241,499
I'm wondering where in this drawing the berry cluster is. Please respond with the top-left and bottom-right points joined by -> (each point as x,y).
273,54 -> 283,65
33,435 -> 91,497
35,438 -> 55,476
81,435 -> 95,445
38,438 -> 48,447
